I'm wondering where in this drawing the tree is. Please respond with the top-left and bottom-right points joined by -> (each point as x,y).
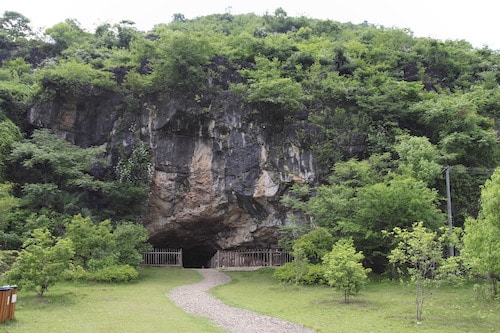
151,30 -> 214,96
292,227 -> 333,264
352,175 -> 444,270
65,214 -> 114,270
45,19 -> 91,53
0,118 -> 21,179
0,11 -> 32,41
463,167 -> 500,296
8,129 -> 108,215
113,222 -> 152,267
394,134 -> 442,185
3,228 -> 73,297
322,239 -> 371,303
0,182 -> 19,248
386,222 -> 461,322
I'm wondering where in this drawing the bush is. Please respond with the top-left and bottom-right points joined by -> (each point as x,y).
67,264 -> 139,282
273,262 -> 326,285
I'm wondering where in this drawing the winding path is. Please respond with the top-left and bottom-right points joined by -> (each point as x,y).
168,269 -> 316,333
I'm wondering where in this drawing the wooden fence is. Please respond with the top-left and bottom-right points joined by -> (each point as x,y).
207,249 -> 292,269
142,248 -> 183,267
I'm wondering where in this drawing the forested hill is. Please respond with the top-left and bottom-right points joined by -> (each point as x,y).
0,9 -> 498,269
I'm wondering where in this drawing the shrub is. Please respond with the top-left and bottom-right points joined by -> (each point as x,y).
273,262 -> 326,285
67,264 -> 139,282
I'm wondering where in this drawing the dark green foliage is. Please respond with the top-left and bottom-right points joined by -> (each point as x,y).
0,10 -> 497,280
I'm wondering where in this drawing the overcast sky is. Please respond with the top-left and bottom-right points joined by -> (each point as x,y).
2,0 -> 499,50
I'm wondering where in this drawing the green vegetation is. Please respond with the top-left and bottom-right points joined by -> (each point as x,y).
323,239 -> 371,303
213,268 -> 499,333
463,168 -> 500,297
1,268 -> 224,333
386,222 -> 462,322
0,6 -> 497,325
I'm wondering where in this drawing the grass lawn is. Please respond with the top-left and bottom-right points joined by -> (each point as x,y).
0,267 -> 225,333
211,268 -> 499,333
2,267 -> 498,333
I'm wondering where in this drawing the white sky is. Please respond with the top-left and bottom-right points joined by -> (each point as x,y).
2,0 -> 499,50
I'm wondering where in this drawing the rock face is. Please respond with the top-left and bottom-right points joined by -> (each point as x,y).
139,91 -> 318,266
28,81 -> 319,266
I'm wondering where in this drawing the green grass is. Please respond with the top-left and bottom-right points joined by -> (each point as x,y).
0,267 -> 225,333
211,268 -> 499,333
2,267 -> 498,333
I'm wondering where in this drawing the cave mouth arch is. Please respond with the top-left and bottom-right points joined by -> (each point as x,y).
182,246 -> 218,268
149,221 -> 223,268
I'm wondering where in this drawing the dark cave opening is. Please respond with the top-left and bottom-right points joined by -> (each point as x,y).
182,246 -> 218,268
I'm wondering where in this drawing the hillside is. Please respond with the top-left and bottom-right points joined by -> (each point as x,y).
0,9 -> 498,269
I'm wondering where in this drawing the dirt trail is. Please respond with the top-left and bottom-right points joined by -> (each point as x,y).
167,268 -> 316,333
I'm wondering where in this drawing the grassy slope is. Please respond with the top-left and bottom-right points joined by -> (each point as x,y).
211,268 -> 499,333
1,267 -> 225,333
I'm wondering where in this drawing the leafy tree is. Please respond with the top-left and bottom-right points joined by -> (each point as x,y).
44,19 -> 92,54
322,239 -> 371,303
35,59 -> 117,97
65,214 -> 114,270
0,11 -> 32,41
3,228 -> 74,297
0,118 -> 21,180
8,129 -> 107,213
292,227 -> 333,264
0,183 -> 19,246
151,30 -> 214,96
463,168 -> 500,296
386,222 -> 461,322
113,222 -> 152,266
394,134 -> 442,185
352,175 -> 445,269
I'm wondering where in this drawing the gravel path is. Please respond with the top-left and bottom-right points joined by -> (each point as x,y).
168,268 -> 316,333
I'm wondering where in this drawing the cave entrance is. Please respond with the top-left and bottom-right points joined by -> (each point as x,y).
182,246 -> 217,268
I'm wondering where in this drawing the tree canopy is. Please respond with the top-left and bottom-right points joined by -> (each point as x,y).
0,9 -> 497,281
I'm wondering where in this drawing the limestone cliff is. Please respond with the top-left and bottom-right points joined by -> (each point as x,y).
28,61 -> 322,266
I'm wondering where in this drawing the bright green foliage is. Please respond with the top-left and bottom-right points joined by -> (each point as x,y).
65,214 -> 114,270
354,175 -> 444,247
394,134 -> 442,184
322,238 -> 371,303
410,93 -> 498,168
308,171 -> 444,271
463,168 -> 500,296
3,228 -> 74,296
274,227 -> 331,285
151,30 -> 214,96
0,183 -> 19,245
0,183 -> 18,218
290,247 -> 309,285
292,227 -> 333,264
272,261 -> 326,285
113,222 -> 152,267
35,59 -> 117,97
66,264 -> 139,282
386,222 -> 461,322
44,19 -> 93,53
